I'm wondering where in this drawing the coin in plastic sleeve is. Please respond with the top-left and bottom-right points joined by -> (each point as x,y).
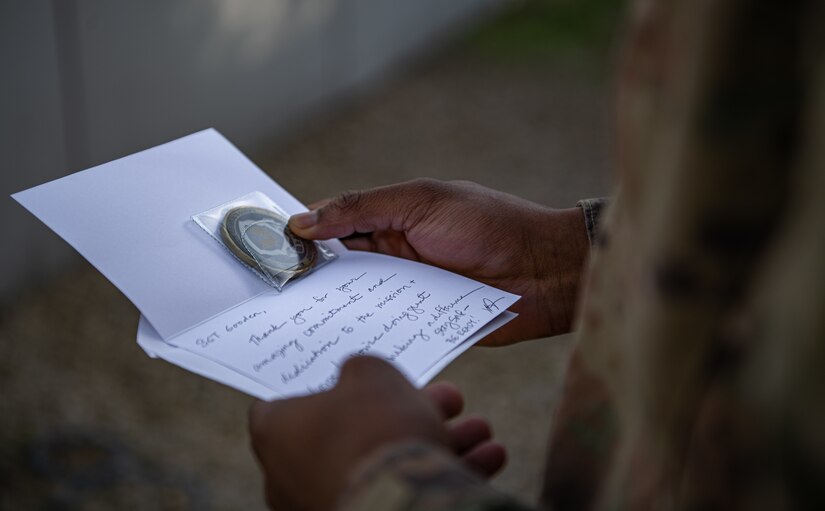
220,206 -> 317,278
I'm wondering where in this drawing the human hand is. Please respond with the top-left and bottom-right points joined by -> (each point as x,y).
289,179 -> 589,345
249,356 -> 504,511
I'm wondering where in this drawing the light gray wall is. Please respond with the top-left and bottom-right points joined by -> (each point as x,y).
1,0 -> 499,301
1,1 -> 76,295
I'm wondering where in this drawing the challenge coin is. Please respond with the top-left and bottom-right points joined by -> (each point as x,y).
220,206 -> 317,279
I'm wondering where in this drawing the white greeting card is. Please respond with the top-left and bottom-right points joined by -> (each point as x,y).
13,129 -> 519,398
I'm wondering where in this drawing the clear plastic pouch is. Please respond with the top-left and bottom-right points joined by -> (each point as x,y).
193,191 -> 336,290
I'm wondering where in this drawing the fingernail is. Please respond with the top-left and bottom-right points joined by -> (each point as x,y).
290,210 -> 318,229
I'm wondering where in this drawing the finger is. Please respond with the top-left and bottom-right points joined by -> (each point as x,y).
422,381 -> 464,419
288,179 -> 448,240
337,356 -> 406,386
372,231 -> 421,260
447,416 -> 492,454
462,441 -> 507,478
248,399 -> 277,441
341,234 -> 377,252
306,198 -> 332,211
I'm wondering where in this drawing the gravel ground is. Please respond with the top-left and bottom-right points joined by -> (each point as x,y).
0,19 -> 615,510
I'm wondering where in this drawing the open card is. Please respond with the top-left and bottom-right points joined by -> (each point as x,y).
13,129 -> 520,398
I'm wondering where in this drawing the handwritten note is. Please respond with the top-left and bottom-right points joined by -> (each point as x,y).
166,251 -> 519,397
13,129 -> 521,399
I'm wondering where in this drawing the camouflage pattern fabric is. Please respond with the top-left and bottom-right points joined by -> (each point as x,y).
340,1 -> 825,509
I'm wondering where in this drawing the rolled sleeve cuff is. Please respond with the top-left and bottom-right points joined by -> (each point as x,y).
337,441 -> 531,511
576,198 -> 609,246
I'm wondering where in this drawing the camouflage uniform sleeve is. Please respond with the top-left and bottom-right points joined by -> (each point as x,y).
576,198 -> 609,246
337,441 -> 533,511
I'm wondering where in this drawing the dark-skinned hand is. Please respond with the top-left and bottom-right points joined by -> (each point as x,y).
249,356 -> 506,511
289,179 -> 589,346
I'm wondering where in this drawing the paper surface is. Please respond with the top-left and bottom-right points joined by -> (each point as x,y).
13,129 -> 345,340
136,315 -> 283,401
161,250 -> 518,397
136,311 -> 517,400
13,129 -> 521,399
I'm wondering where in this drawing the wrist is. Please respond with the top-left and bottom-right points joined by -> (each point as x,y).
531,206 -> 590,337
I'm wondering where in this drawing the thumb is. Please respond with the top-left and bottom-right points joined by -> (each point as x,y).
288,179 -> 447,240
337,355 -> 406,386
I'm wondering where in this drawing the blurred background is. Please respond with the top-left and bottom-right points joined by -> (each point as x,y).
0,1 -> 623,508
